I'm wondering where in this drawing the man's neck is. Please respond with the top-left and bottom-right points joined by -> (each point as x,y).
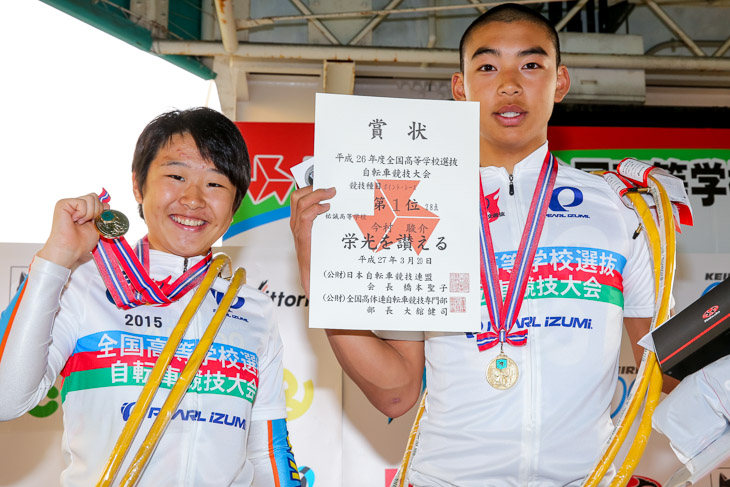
479,140 -> 546,172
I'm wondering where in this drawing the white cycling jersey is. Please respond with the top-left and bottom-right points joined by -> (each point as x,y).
0,250 -> 300,487
390,143 -> 655,487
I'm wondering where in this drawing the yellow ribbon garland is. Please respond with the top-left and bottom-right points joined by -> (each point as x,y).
393,173 -> 679,487
584,174 -> 676,487
393,391 -> 427,487
96,254 -> 244,487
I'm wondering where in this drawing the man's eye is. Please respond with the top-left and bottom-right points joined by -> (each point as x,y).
479,64 -> 496,72
524,62 -> 541,69
168,174 -> 184,181
208,182 -> 223,188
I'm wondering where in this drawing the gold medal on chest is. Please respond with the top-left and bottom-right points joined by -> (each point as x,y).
486,351 -> 519,390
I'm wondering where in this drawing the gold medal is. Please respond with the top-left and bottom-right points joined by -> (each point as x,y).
94,209 -> 129,239
486,352 -> 519,390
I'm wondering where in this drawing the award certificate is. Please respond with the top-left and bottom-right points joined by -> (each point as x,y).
309,93 -> 480,332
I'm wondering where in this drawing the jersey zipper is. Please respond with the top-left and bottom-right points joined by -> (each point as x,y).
183,258 -> 189,273
509,174 -> 515,195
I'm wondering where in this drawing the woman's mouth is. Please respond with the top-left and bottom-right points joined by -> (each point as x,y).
171,215 -> 206,227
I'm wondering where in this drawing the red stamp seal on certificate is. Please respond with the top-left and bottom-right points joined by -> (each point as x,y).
450,273 -> 470,293
450,297 -> 466,313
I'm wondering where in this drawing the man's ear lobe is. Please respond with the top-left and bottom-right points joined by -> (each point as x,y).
452,72 -> 467,101
554,65 -> 571,103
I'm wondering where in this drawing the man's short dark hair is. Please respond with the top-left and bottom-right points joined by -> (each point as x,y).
132,107 -> 250,218
459,3 -> 561,72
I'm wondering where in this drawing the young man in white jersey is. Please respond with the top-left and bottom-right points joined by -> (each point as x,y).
0,108 -> 301,487
291,4 -> 663,485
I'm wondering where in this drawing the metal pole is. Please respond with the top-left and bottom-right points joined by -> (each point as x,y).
289,0 -> 341,45
213,0 -> 238,54
555,0 -> 590,31
713,35 -> 730,57
644,0 -> 706,57
236,0 -> 567,29
348,0 -> 404,46
153,40 -> 730,72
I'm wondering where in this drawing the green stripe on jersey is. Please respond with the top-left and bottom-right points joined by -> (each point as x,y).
480,283 -> 623,307
61,367 -> 257,403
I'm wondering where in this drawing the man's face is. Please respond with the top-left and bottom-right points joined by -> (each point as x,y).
452,20 -> 570,158
133,132 -> 236,257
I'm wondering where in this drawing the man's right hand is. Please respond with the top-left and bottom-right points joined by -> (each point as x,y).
36,193 -> 108,269
289,186 -> 335,298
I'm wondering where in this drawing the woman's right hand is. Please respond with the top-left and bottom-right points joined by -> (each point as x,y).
36,193 -> 108,268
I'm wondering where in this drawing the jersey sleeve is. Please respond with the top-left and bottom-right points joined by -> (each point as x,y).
250,299 -> 287,422
0,256 -> 79,419
247,418 -> 301,487
652,354 -> 730,462
618,206 -> 656,318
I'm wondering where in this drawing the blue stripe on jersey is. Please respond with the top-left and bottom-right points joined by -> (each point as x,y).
270,418 -> 302,486
0,274 -> 28,355
494,246 -> 627,273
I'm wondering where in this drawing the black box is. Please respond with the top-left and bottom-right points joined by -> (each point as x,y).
652,277 -> 730,380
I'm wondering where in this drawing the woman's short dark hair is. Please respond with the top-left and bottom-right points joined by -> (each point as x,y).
132,107 -> 250,218
459,3 -> 561,72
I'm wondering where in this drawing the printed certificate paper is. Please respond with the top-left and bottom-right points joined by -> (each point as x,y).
310,93 -> 480,332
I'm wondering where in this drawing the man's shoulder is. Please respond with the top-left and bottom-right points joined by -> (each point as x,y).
556,162 -> 608,187
556,163 -> 626,202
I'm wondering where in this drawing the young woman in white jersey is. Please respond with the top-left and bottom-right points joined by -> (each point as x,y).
0,108 -> 301,487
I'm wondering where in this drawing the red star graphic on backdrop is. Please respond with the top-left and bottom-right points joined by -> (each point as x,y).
353,179 -> 439,256
248,154 -> 295,204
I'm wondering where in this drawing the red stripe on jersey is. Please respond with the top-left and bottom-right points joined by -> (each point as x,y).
61,349 -> 258,385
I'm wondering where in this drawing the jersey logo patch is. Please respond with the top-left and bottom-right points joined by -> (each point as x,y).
484,189 -> 503,222
547,186 -> 590,219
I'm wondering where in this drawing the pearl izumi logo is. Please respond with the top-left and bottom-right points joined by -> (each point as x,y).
121,402 -> 246,429
209,289 -> 248,322
258,280 -> 309,307
547,186 -> 590,219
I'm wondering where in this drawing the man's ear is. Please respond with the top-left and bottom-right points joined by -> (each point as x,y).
554,65 -> 571,103
452,72 -> 467,101
132,173 -> 143,204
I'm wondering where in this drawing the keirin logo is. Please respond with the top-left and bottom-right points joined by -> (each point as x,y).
703,305 -> 720,321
